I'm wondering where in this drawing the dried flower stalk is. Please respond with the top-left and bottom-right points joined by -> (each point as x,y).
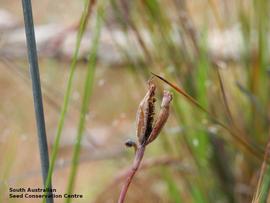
118,81 -> 172,203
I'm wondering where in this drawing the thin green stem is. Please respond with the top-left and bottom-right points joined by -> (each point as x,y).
43,1 -> 93,202
65,6 -> 104,203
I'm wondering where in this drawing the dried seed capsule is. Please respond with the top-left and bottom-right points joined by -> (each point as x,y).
146,90 -> 172,145
136,82 -> 156,145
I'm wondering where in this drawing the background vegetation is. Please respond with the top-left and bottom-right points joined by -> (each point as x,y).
0,0 -> 269,202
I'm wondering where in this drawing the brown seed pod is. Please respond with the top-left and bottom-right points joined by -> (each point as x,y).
146,90 -> 173,145
135,82 -> 156,145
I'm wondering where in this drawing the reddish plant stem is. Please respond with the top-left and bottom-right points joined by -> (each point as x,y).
118,145 -> 146,203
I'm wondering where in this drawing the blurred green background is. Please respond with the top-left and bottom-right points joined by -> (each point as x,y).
0,0 -> 269,202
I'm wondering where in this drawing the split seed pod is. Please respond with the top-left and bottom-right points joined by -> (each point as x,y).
136,82 -> 156,145
135,81 -> 173,146
146,90 -> 172,145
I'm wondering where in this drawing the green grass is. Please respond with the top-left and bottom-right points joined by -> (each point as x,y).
8,0 -> 269,202
65,4 -> 104,202
106,0 -> 269,202
43,0 -> 95,202
163,168 -> 182,203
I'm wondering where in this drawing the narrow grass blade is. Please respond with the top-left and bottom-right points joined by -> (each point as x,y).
21,0 -> 53,202
43,0 -> 96,202
65,5 -> 104,203
151,72 -> 208,113
163,169 -> 182,203
151,72 -> 263,160
191,184 -> 208,203
216,68 -> 235,125
193,29 -> 210,165
253,133 -> 270,203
